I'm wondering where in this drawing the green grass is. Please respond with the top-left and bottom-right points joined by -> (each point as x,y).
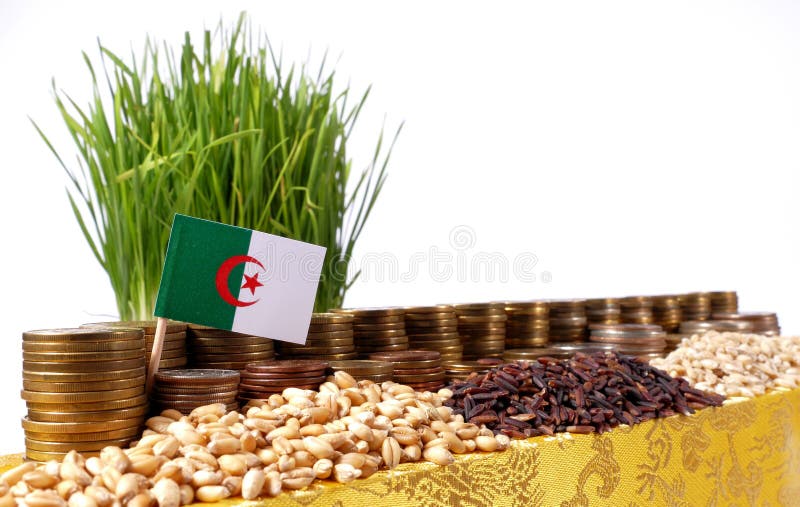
33,13 -> 400,320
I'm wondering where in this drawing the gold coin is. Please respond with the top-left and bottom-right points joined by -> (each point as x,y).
402,305 -> 454,314
149,348 -> 186,360
351,322 -> 405,332
25,437 -> 134,452
187,328 -> 256,338
22,367 -> 146,383
310,313 -> 355,324
328,360 -> 394,375
351,315 -> 405,324
21,387 -> 144,404
355,343 -> 409,352
25,426 -> 140,442
404,312 -> 456,321
190,351 -> 275,361
289,337 -> 354,347
190,336 -> 272,346
23,358 -> 145,373
22,339 -> 144,353
271,345 -> 355,355
278,352 -> 357,361
355,374 -> 394,383
82,320 -> 186,334
394,371 -> 446,382
353,329 -> 407,339
332,307 -> 405,317
307,323 -> 353,332
23,328 -> 143,342
21,416 -> 144,434
452,302 -> 506,312
22,377 -> 143,393
144,331 -> 188,341
407,338 -> 461,348
153,358 -> 188,368
25,395 -> 148,412
155,384 -> 239,395
305,330 -> 354,340
190,344 -> 274,354
22,349 -> 144,362
27,405 -> 148,423
145,343 -> 185,355
26,449 -> 99,462
353,335 -> 409,345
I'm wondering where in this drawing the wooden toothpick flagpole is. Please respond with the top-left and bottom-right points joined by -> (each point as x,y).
146,316 -> 168,395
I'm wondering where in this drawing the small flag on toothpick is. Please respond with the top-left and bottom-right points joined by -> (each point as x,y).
154,214 -> 326,344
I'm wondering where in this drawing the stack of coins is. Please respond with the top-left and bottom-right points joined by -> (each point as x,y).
187,325 -> 274,370
710,291 -> 739,314
332,307 -> 409,357
453,303 -> 507,359
588,324 -> 667,360
619,296 -> 654,325
711,312 -> 781,336
679,292 -> 712,322
503,343 -> 616,362
277,313 -> 357,361
585,298 -> 621,326
679,320 -> 755,336
151,369 -> 239,414
503,300 -> 549,349
403,305 -> 463,361
369,350 -> 445,391
441,361 -> 490,382
238,360 -> 328,403
548,300 -> 588,343
21,328 -> 147,461
82,320 -> 187,371
328,360 -> 393,383
651,295 -> 682,332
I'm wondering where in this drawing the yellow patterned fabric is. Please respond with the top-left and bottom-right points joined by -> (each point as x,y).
4,388 -> 799,506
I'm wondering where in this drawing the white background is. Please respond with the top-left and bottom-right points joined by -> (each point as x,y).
0,1 -> 798,453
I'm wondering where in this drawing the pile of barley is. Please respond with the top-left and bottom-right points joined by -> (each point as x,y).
0,373 -> 508,506
651,331 -> 800,397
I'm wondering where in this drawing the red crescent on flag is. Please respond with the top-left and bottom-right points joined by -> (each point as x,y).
215,255 -> 265,307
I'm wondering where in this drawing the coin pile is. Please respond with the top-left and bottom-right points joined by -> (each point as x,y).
238,360 -> 328,404
651,295 -> 682,332
441,360 -> 490,382
548,300 -> 588,343
276,313 -> 357,361
503,343 -> 616,362
588,323 -> 667,360
585,298 -> 621,326
369,350 -> 445,391
332,307 -> 410,357
403,305 -> 463,361
187,324 -> 274,370
679,292 -> 712,321
503,300 -> 549,349
151,369 -> 239,414
619,296 -> 654,325
328,360 -> 393,383
710,312 -> 781,336
453,302 -> 507,359
82,320 -> 187,371
679,319 -> 754,336
21,328 -> 147,461
710,291 -> 739,314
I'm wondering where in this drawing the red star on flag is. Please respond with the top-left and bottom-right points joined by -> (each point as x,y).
241,272 -> 263,295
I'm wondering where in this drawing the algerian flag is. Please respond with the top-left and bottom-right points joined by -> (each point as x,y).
154,214 -> 325,344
